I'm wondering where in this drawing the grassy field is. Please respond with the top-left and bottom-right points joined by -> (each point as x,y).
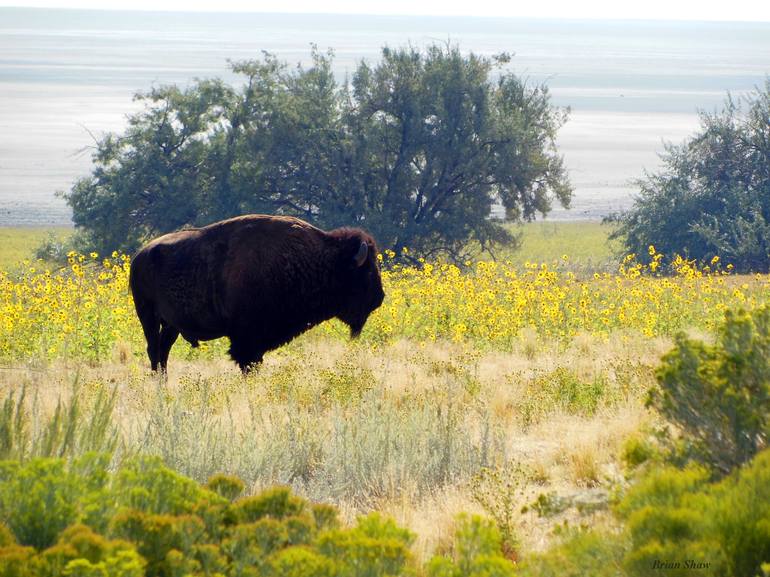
1,335 -> 662,561
1,221 -> 768,574
0,226 -> 72,270
487,221 -> 620,270
0,221 -> 615,269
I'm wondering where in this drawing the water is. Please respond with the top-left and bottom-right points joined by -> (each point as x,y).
1,8 -> 769,225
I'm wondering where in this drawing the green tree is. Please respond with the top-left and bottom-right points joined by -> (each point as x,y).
65,45 -> 571,261
610,80 -> 770,272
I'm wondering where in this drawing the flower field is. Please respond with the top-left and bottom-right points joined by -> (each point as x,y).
0,249 -> 768,363
3,238 -> 770,576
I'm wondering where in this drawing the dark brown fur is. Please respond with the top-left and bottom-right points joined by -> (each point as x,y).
129,214 -> 385,372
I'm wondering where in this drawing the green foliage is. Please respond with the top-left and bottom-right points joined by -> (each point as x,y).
1,454 -> 482,576
45,524 -> 146,577
310,504 -> 340,533
0,526 -> 14,548
611,81 -> 770,272
514,528 -> 626,577
111,511 -> 205,576
621,435 -> 659,470
516,367 -> 614,428
206,474 -> 245,502
651,307 -> 770,474
617,449 -> 770,577
0,458 -> 81,549
267,547 -> 335,577
233,487 -> 306,524
113,456 -> 226,516
65,45 -> 571,261
3,448 -> 767,577
317,513 -> 414,577
426,514 -> 516,577
0,545 -> 37,577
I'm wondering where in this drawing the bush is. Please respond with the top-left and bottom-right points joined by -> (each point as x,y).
0,458 -> 81,549
610,81 -> 770,272
317,513 -> 414,577
426,514 -> 516,577
514,528 -> 626,577
515,449 -> 770,577
206,474 -> 245,502
0,455 -> 433,577
651,307 -> 770,474
618,449 -> 770,577
621,435 -> 659,470
233,487 -> 306,523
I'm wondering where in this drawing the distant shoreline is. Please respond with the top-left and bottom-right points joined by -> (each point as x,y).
2,11 -> 768,227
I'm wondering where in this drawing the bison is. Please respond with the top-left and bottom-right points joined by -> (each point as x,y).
129,214 -> 385,372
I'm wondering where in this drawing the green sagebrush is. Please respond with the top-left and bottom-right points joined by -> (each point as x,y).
651,306 -> 770,475
515,449 -> 770,577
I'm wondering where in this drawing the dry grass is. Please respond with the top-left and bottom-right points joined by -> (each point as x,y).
0,333 -> 661,561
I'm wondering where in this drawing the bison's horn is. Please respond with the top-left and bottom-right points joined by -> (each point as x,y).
354,241 -> 368,267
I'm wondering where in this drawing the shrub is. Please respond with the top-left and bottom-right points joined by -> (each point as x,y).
46,525 -> 145,577
504,444 -> 770,577
514,528 -> 626,577
618,449 -> 770,577
233,487 -> 306,523
0,545 -> 37,577
113,456 -> 226,516
0,455 -> 468,577
469,466 -> 526,559
426,514 -> 516,577
0,458 -> 81,549
206,474 -> 245,502
316,513 -> 414,577
267,547 -> 336,577
621,435 -> 658,470
110,511 -> 205,576
651,307 -> 770,474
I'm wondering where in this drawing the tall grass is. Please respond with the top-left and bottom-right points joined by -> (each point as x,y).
0,383 -> 118,461
0,339 -> 654,514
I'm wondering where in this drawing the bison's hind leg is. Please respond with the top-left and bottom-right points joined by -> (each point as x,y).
158,323 -> 180,372
135,299 -> 161,371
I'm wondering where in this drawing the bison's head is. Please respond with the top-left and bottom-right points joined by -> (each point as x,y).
334,230 -> 385,338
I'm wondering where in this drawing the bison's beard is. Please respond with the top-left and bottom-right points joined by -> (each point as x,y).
348,320 -> 365,339
340,312 -> 368,339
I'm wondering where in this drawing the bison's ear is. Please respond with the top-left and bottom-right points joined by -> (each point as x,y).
353,241 -> 368,267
